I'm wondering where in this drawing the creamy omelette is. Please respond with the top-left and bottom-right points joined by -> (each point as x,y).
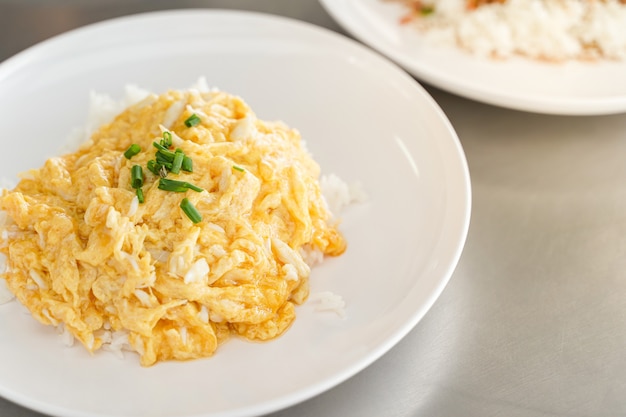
0,88 -> 346,366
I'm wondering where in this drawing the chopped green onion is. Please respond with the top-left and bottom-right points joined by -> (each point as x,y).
159,165 -> 168,178
124,144 -> 141,159
131,165 -> 144,189
157,150 -> 175,164
182,156 -> 193,172
184,113 -> 201,128
420,5 -> 435,15
158,178 -> 203,193
158,178 -> 187,192
153,142 -> 176,161
180,198 -> 202,224
232,165 -> 245,172
136,188 -> 145,204
146,159 -> 161,176
161,131 -> 173,148
182,181 -> 203,193
155,153 -> 174,168
171,150 -> 184,174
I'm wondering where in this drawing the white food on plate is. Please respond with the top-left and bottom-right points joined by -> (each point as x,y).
400,0 -> 626,61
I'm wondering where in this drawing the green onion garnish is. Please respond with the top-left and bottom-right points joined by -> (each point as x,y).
183,181 -> 203,192
182,156 -> 193,172
155,153 -> 174,168
124,144 -> 141,159
232,165 -> 245,172
184,113 -> 201,128
131,165 -> 144,189
136,188 -> 145,204
146,160 -> 161,176
421,5 -> 435,15
171,150 -> 184,174
153,141 -> 176,160
158,178 -> 203,193
180,198 -> 202,223
158,178 -> 187,192
161,131 -> 173,148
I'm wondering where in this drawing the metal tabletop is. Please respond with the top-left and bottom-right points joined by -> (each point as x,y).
2,1 -> 626,416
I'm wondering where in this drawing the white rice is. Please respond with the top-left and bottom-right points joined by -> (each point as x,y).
197,305 -> 210,323
127,196 -> 139,217
61,84 -> 152,154
320,173 -> 367,219
1,78 -> 365,357
57,323 -> 75,347
309,291 -> 347,318
183,258 -> 210,284
101,330 -> 134,359
403,0 -> 626,61
133,289 -> 152,307
29,270 -> 47,290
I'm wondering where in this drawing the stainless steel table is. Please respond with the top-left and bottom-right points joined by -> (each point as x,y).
2,1 -> 626,416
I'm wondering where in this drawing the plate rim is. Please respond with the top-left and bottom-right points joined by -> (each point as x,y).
319,0 -> 626,115
0,8 -> 471,417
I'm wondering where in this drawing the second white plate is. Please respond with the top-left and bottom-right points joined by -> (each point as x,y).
321,0 -> 626,115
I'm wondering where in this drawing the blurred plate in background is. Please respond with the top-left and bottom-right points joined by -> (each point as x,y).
321,0 -> 626,115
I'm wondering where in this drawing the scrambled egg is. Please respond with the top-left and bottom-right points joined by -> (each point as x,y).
0,88 -> 346,366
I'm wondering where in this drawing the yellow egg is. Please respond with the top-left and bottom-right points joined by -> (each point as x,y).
0,88 -> 346,366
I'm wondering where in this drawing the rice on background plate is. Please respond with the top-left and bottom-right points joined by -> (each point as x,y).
395,0 -> 626,61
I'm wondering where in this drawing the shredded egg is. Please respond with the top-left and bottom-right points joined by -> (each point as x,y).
0,88 -> 346,366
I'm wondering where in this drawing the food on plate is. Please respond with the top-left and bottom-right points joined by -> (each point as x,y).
393,0 -> 626,61
0,84 -> 349,366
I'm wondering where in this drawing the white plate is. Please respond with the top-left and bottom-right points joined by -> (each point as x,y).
320,0 -> 626,115
0,10 -> 470,417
